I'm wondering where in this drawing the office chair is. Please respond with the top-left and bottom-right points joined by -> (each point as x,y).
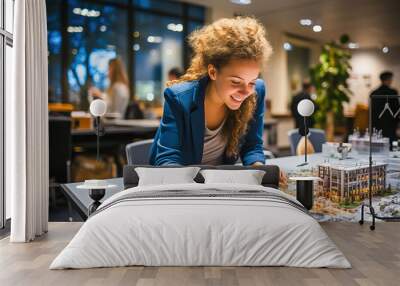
288,128 -> 326,155
126,139 -> 154,165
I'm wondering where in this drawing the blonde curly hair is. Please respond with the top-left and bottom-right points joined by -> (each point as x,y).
168,16 -> 272,158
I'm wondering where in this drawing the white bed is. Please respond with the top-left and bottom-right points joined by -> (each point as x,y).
50,183 -> 351,269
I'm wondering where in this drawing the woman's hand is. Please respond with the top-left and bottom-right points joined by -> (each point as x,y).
252,161 -> 287,187
279,169 -> 288,188
88,87 -> 103,99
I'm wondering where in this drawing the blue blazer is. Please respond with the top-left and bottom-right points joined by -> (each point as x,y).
149,76 -> 266,166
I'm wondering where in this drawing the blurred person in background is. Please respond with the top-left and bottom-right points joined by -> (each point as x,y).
290,81 -> 316,129
167,67 -> 184,81
371,71 -> 398,96
89,57 -> 130,118
370,71 -> 399,145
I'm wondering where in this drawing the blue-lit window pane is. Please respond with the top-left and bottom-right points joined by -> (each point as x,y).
106,0 -> 129,3
188,5 -> 205,21
134,0 -> 183,17
46,0 -> 205,105
67,0 -> 128,107
185,21 -> 204,66
134,11 -> 184,104
47,0 -> 62,102
188,21 -> 204,35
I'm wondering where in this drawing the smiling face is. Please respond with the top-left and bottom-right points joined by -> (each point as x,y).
208,59 -> 260,110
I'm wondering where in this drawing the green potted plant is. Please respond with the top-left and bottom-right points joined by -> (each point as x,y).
310,34 -> 353,141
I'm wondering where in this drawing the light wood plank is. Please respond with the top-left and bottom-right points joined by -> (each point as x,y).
0,222 -> 399,286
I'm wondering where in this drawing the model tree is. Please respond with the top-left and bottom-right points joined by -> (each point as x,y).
310,34 -> 353,141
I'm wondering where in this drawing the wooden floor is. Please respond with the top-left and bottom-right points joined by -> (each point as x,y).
0,222 -> 399,286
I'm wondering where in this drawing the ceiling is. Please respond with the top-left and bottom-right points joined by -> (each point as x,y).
184,0 -> 400,49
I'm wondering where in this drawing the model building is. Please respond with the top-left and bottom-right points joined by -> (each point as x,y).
316,162 -> 387,203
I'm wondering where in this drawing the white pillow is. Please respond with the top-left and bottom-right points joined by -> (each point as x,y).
200,169 -> 266,185
135,167 -> 201,186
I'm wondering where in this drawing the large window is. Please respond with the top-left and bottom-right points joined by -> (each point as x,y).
134,12 -> 184,103
47,0 -> 63,103
67,0 -> 128,109
47,0 -> 205,108
1,0 -> 14,229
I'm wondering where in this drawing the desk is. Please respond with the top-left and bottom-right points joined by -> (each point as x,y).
103,119 -> 160,128
61,178 -> 124,220
265,152 -> 395,173
72,125 -> 158,176
48,103 -> 74,113
72,126 -> 157,147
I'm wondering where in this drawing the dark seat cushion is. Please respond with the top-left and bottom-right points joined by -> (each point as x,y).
123,164 -> 280,190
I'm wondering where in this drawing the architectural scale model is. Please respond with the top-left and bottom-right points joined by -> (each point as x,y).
316,162 -> 387,203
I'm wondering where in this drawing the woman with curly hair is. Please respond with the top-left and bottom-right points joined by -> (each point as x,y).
149,16 -> 273,168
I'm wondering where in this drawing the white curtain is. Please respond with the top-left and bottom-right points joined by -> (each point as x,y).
8,0 -> 49,242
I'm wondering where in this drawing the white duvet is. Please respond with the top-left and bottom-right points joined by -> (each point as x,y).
50,183 -> 351,269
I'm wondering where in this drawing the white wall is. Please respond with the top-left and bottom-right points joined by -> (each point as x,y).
262,30 -> 321,116
260,24 -> 321,147
347,47 -> 400,112
205,5 -> 234,22
263,27 -> 289,115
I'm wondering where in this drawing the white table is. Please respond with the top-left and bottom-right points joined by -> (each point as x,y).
265,152 -> 397,173
104,119 -> 160,128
